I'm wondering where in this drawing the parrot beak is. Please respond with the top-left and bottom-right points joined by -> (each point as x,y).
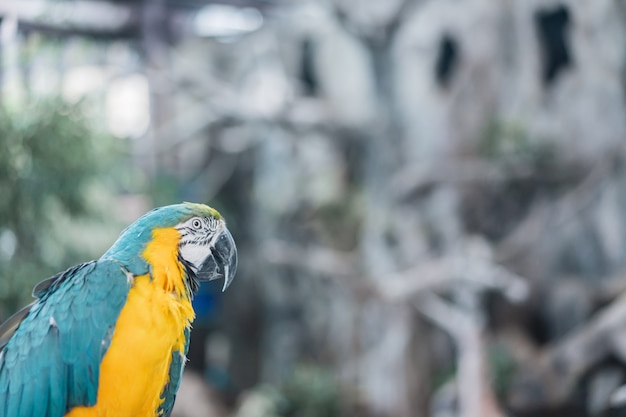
197,227 -> 238,291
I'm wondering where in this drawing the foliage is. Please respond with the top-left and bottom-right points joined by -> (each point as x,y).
488,343 -> 516,397
479,119 -> 554,170
0,98 -> 122,315
276,366 -> 341,417
244,366 -> 342,417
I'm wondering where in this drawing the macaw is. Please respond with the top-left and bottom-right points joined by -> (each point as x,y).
0,202 -> 237,417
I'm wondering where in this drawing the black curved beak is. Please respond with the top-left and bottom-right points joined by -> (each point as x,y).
197,227 -> 238,291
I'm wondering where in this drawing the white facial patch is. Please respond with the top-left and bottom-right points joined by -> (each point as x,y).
176,217 -> 224,270
179,243 -> 213,271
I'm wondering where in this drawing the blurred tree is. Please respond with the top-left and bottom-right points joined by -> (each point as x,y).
0,98 -> 121,316
236,366 -> 343,417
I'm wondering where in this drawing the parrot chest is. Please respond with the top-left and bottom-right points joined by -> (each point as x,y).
66,273 -> 195,417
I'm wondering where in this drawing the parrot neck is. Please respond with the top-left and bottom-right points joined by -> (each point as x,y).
142,227 -> 194,300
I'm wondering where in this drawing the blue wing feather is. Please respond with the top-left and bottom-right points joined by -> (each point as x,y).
0,259 -> 131,417
158,327 -> 190,417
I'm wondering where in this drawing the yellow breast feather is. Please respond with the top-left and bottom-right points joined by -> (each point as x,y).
66,227 -> 195,417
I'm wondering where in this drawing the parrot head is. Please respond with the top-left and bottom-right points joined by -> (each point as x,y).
103,202 -> 237,292
174,203 -> 238,291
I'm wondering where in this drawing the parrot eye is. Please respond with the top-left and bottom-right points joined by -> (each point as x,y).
191,218 -> 203,230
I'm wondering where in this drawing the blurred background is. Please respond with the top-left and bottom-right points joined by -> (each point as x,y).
1,0 -> 626,416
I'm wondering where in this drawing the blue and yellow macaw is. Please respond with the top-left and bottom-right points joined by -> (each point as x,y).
0,202 -> 237,417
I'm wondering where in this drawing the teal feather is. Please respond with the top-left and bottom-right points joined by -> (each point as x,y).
102,204 -> 203,275
0,260 -> 131,417
30,371 -> 48,416
158,327 -> 191,417
6,384 -> 21,417
0,203 -> 222,417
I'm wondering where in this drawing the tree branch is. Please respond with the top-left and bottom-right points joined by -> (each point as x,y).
510,290 -> 626,409
416,293 -> 505,417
